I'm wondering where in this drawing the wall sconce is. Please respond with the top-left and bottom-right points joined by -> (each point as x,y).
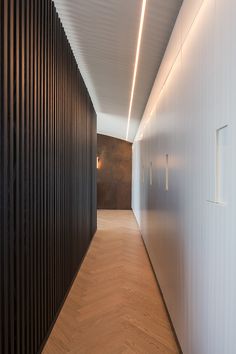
97,156 -> 100,169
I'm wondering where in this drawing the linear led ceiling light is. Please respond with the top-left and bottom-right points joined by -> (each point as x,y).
126,0 -> 147,141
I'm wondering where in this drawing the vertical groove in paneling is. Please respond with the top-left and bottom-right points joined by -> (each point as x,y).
0,0 -> 97,353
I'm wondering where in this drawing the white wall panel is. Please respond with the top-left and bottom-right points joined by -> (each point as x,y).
132,0 -> 236,353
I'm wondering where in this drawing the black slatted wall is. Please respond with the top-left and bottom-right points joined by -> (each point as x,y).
0,0 -> 97,353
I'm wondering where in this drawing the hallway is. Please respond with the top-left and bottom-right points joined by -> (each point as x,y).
43,211 -> 179,353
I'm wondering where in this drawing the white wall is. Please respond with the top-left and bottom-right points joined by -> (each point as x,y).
132,0 -> 236,353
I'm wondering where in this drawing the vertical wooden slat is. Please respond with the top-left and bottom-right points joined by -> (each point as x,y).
25,0 -> 30,351
0,1 -> 4,352
3,0 -> 9,351
9,0 -> 15,352
29,0 -> 34,351
15,2 -> 21,348
33,0 -> 38,350
9,0 -> 14,347
20,0 -> 26,351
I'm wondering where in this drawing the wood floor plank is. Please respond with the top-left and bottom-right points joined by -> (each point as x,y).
43,210 -> 179,354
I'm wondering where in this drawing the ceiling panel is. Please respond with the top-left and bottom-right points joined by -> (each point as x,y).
53,0 -> 183,141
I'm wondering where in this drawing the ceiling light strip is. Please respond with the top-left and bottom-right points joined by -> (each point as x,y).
126,0 -> 147,141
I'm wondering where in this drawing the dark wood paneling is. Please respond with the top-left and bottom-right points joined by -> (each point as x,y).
0,1 -> 97,353
97,134 -> 132,210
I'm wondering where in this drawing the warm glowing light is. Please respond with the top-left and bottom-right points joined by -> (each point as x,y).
126,0 -> 147,141
97,156 -> 100,169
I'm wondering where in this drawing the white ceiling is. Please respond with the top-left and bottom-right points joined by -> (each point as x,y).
53,0 -> 183,142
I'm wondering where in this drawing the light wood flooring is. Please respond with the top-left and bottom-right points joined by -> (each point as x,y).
43,210 -> 179,354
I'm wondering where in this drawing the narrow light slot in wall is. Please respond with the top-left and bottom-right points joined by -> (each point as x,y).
165,154 -> 169,191
149,162 -> 153,186
215,125 -> 228,204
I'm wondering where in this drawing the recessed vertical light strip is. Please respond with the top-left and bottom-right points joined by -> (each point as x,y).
126,0 -> 147,141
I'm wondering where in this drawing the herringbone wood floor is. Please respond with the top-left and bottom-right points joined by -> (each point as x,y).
43,210 -> 179,354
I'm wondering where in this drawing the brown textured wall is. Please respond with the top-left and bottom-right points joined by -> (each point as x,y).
97,134 -> 132,210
